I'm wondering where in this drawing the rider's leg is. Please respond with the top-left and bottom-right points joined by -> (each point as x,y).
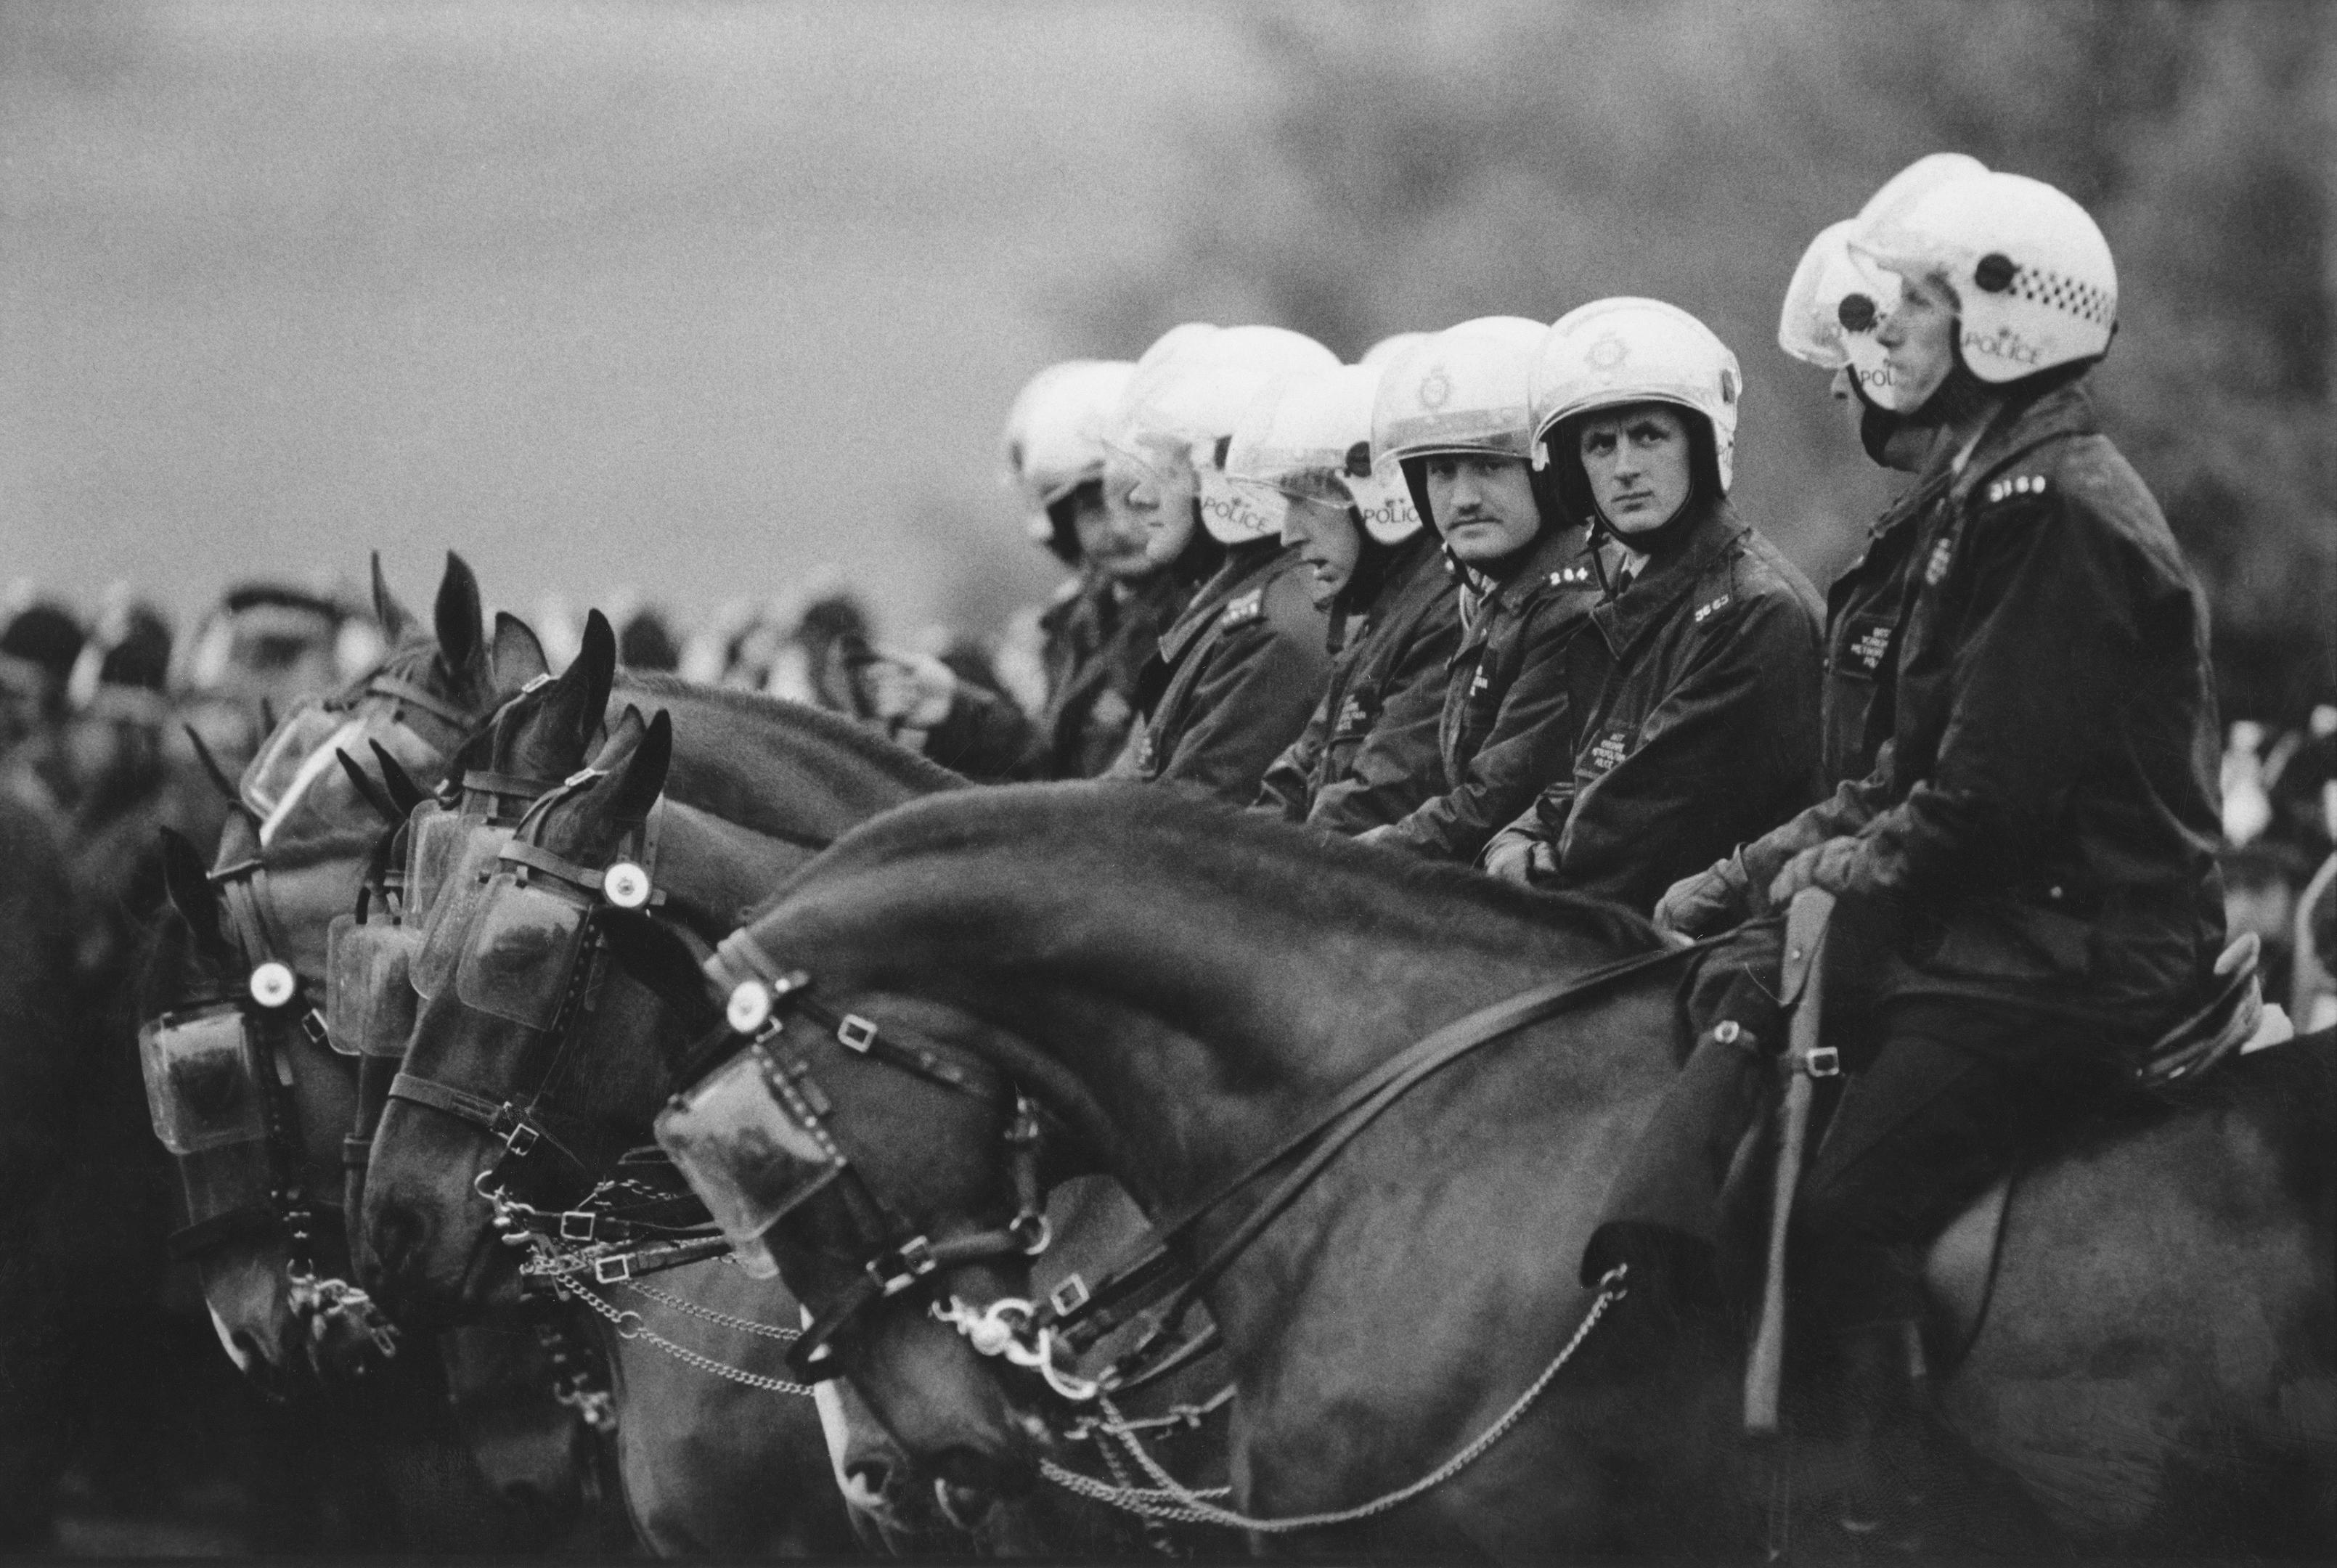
1792,1000 -> 2116,1532
1578,922 -> 1788,1315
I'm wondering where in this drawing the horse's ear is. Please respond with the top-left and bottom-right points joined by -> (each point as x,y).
434,552 -> 485,679
367,739 -> 427,818
158,828 -> 227,957
572,610 -> 616,750
606,710 -> 672,821
598,909 -> 721,1030
370,552 -> 415,645
489,611 -> 549,694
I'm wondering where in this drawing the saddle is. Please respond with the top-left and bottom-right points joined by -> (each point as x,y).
2132,933 -> 2293,1093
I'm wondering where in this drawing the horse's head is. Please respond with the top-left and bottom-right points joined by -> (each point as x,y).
365,702 -> 763,1319
602,906 -> 1063,1503
143,551 -> 547,1389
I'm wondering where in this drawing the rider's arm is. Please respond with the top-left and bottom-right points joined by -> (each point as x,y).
1305,596 -> 1464,837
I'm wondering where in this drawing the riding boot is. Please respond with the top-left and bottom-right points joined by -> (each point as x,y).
1829,1318 -> 1933,1549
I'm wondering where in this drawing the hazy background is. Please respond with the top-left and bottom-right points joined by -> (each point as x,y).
4,0 -> 2331,713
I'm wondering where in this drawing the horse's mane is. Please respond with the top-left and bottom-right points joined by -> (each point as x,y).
616,671 -> 968,794
826,782 -> 1665,957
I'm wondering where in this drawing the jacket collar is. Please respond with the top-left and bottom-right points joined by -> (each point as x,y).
1155,540 -> 1287,666
1588,500 -> 1745,661
1483,522 -> 1596,613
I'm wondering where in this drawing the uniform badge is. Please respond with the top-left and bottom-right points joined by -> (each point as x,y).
1692,592 -> 1732,624
1584,726 -> 1632,777
1469,663 -> 1492,697
1220,589 -> 1265,629
1924,536 -> 1954,586
1333,690 -> 1375,740
1983,473 -> 2050,505
1546,565 -> 1594,589
1839,613 -> 1893,679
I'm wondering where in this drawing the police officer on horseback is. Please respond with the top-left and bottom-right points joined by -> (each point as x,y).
1242,362 -> 1464,833
1480,299 -> 1824,908
1103,325 -> 1341,803
1657,169 -> 2227,1533
1354,319 -> 1609,862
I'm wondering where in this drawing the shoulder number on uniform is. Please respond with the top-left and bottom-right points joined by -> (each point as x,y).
1220,589 -> 1265,629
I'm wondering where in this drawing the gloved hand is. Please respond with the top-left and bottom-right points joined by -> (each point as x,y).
1482,835 -> 1555,886
1766,836 -> 1864,907
1653,853 -> 1752,939
856,652 -> 958,734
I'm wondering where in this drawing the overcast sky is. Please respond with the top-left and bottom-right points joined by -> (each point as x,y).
1,1 -> 1256,640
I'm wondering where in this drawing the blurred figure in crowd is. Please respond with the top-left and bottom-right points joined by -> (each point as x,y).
0,596 -> 87,814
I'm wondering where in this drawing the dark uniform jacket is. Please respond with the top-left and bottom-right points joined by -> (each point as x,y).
1821,467 -> 1951,789
1108,540 -> 1332,804
1487,502 -> 1824,915
1740,383 -> 2226,1037
923,567 -> 1188,783
1253,532 -> 1464,835
1373,523 -> 1605,862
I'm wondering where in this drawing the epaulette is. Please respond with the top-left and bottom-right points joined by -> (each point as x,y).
1982,473 -> 2051,506
1220,589 -> 1266,629
1544,563 -> 1596,590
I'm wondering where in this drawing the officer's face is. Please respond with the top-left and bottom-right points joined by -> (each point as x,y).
1116,450 -> 1199,565
1424,454 -> 1540,563
1877,271 -> 1958,412
1278,493 -> 1363,608
1069,481 -> 1154,582
1576,404 -> 1693,536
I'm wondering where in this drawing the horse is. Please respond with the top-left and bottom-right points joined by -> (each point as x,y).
366,689 -> 1244,1555
608,782 -> 2337,1559
0,786 -> 85,1545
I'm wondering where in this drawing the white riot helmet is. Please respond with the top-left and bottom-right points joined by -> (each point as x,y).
1778,155 -> 1991,412
1000,360 -> 1135,558
1358,331 -> 1429,370
1224,364 -> 1413,544
1531,298 -> 1741,505
1109,324 -> 1340,545
1852,171 -> 2116,383
1370,317 -> 1549,536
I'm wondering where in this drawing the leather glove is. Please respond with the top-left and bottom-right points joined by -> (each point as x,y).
1482,835 -> 1555,886
1653,853 -> 1752,939
1766,836 -> 1864,907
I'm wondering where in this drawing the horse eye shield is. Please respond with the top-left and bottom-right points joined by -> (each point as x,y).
139,1004 -> 271,1155
656,1044 -> 846,1281
325,913 -> 420,1058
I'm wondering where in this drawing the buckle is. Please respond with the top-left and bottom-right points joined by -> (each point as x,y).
1804,1045 -> 1841,1079
504,1121 -> 542,1157
1048,1273 -> 1091,1319
593,1253 -> 633,1285
836,1014 -> 878,1053
559,1210 -> 597,1243
299,1009 -> 330,1048
871,1235 -> 937,1296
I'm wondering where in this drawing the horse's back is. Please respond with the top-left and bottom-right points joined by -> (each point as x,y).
1935,1029 -> 2337,1551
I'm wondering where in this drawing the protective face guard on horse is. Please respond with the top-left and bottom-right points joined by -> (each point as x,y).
388,766 -> 663,1190
655,927 -> 1051,1384
140,1002 -> 272,1155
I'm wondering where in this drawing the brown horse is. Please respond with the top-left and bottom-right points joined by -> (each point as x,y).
627,783 -> 2337,1559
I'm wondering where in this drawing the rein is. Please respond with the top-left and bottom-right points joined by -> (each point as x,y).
676,923 -> 1720,1403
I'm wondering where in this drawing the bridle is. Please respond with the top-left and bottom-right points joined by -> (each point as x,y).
386,765 -> 666,1191
666,926 -> 1053,1386
665,925 -> 1729,1405
161,670 -> 476,1352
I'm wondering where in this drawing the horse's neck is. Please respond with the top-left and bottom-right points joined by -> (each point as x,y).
655,803 -> 817,931
823,846 -> 1602,1210
616,683 -> 955,846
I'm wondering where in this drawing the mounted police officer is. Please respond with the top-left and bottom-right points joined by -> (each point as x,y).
1243,362 -> 1464,833
860,359 -> 1189,781
1657,169 -> 2227,1533
1103,324 -> 1340,803
1353,319 -> 1609,862
1480,299 -> 1823,908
